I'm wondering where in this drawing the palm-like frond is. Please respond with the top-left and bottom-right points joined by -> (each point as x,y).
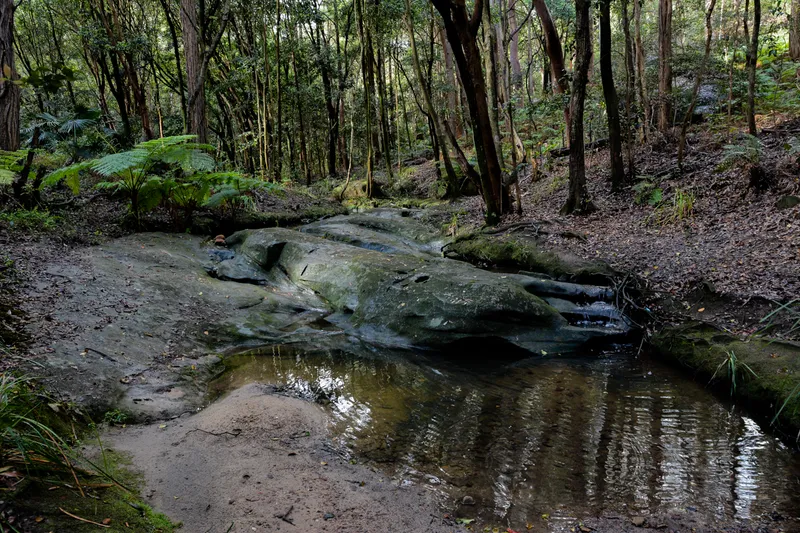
92,149 -> 149,177
41,160 -> 94,193
58,118 -> 96,135
135,135 -> 198,151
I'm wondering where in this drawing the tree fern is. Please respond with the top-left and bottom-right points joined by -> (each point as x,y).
0,150 -> 28,185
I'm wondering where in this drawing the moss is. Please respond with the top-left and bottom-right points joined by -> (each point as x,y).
445,233 -> 614,283
651,323 -> 800,436
12,450 -> 178,532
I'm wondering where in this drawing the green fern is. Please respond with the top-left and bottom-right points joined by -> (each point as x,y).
0,150 -> 28,185
719,134 -> 763,170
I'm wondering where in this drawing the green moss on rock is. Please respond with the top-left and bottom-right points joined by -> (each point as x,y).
445,233 -> 615,284
651,322 -> 800,435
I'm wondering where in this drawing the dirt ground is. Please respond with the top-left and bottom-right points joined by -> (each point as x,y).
106,383 -> 465,533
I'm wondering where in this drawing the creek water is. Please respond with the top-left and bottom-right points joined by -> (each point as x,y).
210,342 -> 800,529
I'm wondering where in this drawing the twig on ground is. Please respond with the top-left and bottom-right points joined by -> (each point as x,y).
58,508 -> 110,528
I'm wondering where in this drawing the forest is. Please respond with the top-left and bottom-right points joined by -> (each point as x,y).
1,0 -> 800,530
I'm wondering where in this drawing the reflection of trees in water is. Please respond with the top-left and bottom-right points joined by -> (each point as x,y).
217,347 -> 800,523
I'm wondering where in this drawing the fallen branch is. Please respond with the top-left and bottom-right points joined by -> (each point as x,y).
548,138 -> 608,157
59,507 -> 110,528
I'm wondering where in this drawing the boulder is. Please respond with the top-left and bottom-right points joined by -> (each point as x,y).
222,225 -> 627,353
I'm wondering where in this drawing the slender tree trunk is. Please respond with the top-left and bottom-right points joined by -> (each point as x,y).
0,0 -> 20,151
634,0 -> 650,140
181,0 -> 207,142
657,0 -> 672,132
404,0 -> 458,194
533,0 -> 571,139
274,0 -> 283,181
356,0 -> 374,196
441,28 -> 461,137
728,0 -> 742,116
432,0 -> 505,221
622,0 -> 636,177
160,0 -> 187,124
376,47 -> 394,182
562,0 -> 595,215
791,0 -> 800,60
600,0 -> 625,190
746,0 -> 760,134
678,0 -> 717,166
291,29 -> 311,185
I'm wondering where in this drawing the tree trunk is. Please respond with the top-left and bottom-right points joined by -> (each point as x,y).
432,0 -> 505,222
274,0 -> 283,181
599,0 -> 625,190
791,0 -> 800,60
356,0 -> 374,196
159,0 -> 187,122
404,0 -> 458,194
533,0 -> 571,137
634,0 -> 650,140
181,0 -> 207,142
621,0 -> 636,178
746,0 -> 760,135
657,0 -> 672,132
678,0 -> 717,166
562,0 -> 595,215
0,0 -> 20,151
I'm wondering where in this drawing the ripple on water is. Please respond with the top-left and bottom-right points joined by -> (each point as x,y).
210,344 -> 800,527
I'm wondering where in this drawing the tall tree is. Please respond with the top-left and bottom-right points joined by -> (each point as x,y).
746,0 -> 760,134
432,0 -> 507,221
562,0 -> 594,215
657,0 -> 672,132
0,0 -> 20,151
791,0 -> 800,60
678,0 -> 717,166
181,0 -> 207,142
634,0 -> 650,140
404,0 -> 458,193
599,0 -> 625,190
534,0 -> 570,134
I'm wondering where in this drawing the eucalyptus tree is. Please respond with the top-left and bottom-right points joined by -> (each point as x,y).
0,0 -> 20,150
561,0 -> 593,215
431,0 -> 507,221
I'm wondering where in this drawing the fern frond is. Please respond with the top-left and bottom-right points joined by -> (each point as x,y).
157,146 -> 215,172
134,135 -> 197,151
92,149 -> 149,177
41,160 -> 93,191
204,187 -> 243,208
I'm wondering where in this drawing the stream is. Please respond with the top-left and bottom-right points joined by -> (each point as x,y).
211,341 -> 800,529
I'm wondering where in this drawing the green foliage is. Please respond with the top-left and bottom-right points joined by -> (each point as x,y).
760,299 -> 800,338
710,350 -> 758,397
0,209 -> 59,231
102,409 -> 129,426
651,188 -> 695,225
632,179 -> 663,206
42,135 -> 242,225
719,134 -> 763,170
0,150 -> 28,185
0,374 -> 74,480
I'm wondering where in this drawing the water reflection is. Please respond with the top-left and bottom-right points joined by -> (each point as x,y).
210,345 -> 800,526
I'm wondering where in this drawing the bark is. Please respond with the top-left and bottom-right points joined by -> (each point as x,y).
678,0 -> 717,167
746,0 -> 760,135
599,0 -> 625,190
482,0 -> 503,163
562,0 -> 595,215
791,0 -> 800,60
355,0 -> 374,196
634,0 -> 649,140
441,28 -> 461,137
161,0 -> 187,124
274,0 -> 283,181
533,0 -> 571,137
657,0 -> 672,132
181,0 -> 207,142
0,0 -> 20,151
508,0 -> 522,83
621,0 -> 636,178
404,0 -> 458,194
432,0 -> 505,222
376,47 -> 393,181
